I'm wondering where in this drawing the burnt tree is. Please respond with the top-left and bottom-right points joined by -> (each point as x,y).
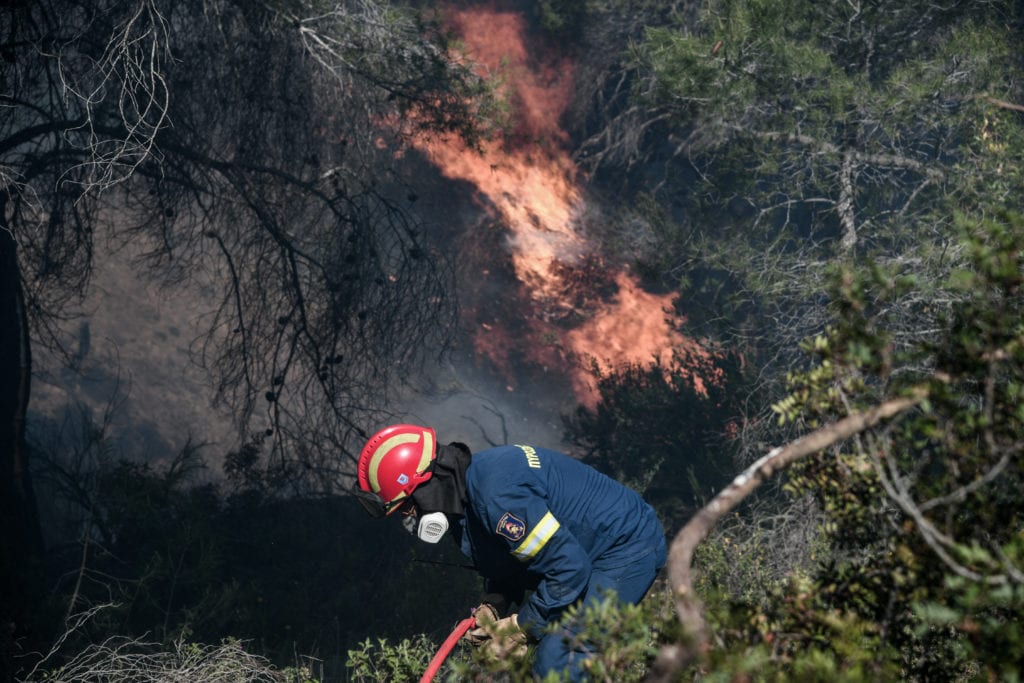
1,0 -> 492,672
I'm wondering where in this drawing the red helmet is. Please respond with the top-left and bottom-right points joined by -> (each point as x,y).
358,424 -> 437,515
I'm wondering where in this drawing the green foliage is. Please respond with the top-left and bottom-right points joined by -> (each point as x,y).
693,211 -> 1024,679
533,0 -> 588,39
280,662 -> 322,683
913,564 -> 1024,682
445,585 -> 678,683
568,2 -> 1024,680
636,0 -> 861,125
453,632 -> 536,682
619,0 -> 1024,380
345,635 -> 436,682
697,573 -> 906,682
558,589 -> 673,682
637,27 -> 741,116
694,508 -> 827,611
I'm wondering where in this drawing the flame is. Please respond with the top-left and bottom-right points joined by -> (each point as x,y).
565,271 -> 708,406
414,6 -> 583,305
412,5 -> 711,408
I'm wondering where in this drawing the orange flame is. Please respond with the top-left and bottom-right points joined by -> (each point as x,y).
565,271 -> 708,406
412,5 -> 710,408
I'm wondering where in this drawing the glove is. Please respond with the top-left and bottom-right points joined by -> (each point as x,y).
463,603 -> 499,645
481,613 -> 527,659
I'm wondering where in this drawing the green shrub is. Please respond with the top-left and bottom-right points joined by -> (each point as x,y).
345,635 -> 437,682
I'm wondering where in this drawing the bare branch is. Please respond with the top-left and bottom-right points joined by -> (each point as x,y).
22,635 -> 285,683
981,95 -> 1024,113
645,388 -> 927,682
838,150 -> 857,253
57,0 -> 173,192
867,352 -> 1024,585
750,129 -> 946,181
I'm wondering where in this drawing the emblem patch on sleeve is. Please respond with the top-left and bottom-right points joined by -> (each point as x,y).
496,512 -> 526,542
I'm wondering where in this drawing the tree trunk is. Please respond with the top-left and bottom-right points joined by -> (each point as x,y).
0,197 -> 44,683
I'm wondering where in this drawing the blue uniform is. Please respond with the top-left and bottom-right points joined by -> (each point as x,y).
457,444 -> 666,679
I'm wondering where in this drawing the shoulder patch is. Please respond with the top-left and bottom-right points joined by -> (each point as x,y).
495,512 -> 526,542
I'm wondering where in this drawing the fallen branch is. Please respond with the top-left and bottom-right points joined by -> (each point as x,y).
982,95 -> 1024,113
644,387 -> 928,682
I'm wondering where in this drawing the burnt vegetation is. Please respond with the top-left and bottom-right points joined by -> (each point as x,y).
3,0 -> 486,677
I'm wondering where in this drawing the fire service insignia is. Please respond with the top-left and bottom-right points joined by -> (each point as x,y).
496,512 -> 526,542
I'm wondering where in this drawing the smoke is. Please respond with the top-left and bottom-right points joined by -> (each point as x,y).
29,243 -> 236,466
28,1 -> 714,467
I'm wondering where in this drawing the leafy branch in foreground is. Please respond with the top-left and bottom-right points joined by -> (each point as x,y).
647,211 -> 1024,682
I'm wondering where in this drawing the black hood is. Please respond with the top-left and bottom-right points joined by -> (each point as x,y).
411,442 -> 472,517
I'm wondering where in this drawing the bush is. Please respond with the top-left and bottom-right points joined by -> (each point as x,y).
345,635 -> 437,682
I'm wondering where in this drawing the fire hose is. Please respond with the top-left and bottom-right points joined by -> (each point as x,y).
419,615 -> 476,683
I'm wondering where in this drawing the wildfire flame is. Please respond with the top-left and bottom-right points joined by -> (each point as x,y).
412,5 -> 710,408
566,271 -> 709,401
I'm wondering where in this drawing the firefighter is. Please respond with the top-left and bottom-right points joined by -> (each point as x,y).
355,423 -> 667,681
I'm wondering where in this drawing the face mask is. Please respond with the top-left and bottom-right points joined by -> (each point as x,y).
415,511 -> 449,543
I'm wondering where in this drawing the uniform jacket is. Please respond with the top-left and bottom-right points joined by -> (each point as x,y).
456,444 -> 665,640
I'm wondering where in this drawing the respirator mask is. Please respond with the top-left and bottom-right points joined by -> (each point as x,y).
403,510 -> 449,543
399,442 -> 470,544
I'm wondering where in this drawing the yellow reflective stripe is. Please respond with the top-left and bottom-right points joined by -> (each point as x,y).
367,433 -> 418,493
512,511 -> 560,562
419,430 -> 434,473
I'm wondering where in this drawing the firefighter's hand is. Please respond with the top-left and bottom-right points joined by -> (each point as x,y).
481,614 -> 527,659
463,603 -> 499,645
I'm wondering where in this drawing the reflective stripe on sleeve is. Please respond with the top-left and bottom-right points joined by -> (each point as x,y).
512,511 -> 561,562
